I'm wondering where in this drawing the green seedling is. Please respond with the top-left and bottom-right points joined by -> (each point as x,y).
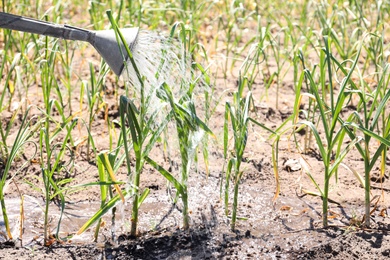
39,119 -> 76,245
157,80 -> 214,230
342,63 -> 390,227
76,149 -> 127,240
222,71 -> 281,229
296,36 -> 363,227
0,107 -> 37,240
82,62 -> 110,161
106,10 -> 176,236
223,75 -> 252,231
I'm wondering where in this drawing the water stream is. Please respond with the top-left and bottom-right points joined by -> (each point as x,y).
121,30 -> 192,117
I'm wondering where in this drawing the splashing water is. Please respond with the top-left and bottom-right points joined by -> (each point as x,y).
119,29 -> 210,174
121,30 -> 192,117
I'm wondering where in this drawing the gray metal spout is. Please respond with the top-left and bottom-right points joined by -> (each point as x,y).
90,28 -> 139,77
0,11 -> 139,76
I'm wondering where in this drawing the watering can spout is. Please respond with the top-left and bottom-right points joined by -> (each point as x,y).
0,11 -> 139,77
89,28 -> 139,77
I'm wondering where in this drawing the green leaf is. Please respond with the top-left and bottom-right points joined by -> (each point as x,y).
345,122 -> 390,147
145,156 -> 184,195
77,190 -> 129,235
297,120 -> 327,167
303,69 -> 330,140
328,136 -> 363,179
138,188 -> 150,209
143,112 -> 173,157
224,102 -> 230,159
370,86 -> 390,131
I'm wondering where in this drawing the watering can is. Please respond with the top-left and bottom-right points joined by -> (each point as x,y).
0,11 -> 139,76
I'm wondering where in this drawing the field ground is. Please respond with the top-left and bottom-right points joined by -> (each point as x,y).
1,80 -> 389,259
1,0 -> 390,259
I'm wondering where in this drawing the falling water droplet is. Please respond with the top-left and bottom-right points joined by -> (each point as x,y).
121,30 -> 192,117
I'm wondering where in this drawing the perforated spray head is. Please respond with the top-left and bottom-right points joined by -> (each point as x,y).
89,28 -> 139,76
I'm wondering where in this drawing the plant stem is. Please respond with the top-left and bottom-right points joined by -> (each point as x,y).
0,192 -> 12,239
364,144 -> 371,227
231,180 -> 239,231
131,156 -> 142,236
182,188 -> 189,230
323,173 -> 329,227
43,169 -> 50,244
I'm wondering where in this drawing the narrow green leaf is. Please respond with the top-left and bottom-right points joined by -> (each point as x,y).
138,188 -> 150,209
297,120 -> 327,166
370,87 -> 390,131
345,122 -> 390,147
145,156 -> 184,195
328,136 -> 363,178
224,102 -> 229,159
303,70 -> 329,139
77,190 -> 129,235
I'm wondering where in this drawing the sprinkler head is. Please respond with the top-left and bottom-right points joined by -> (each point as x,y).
89,28 -> 139,77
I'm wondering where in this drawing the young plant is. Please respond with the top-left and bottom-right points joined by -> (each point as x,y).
0,107 -> 37,240
37,35 -> 78,244
223,75 -> 252,231
39,118 -> 77,245
76,141 -> 128,239
296,36 -> 362,227
120,95 -> 171,236
92,150 -> 126,241
157,80 -> 214,230
81,62 -> 110,161
341,63 -> 390,227
106,9 -> 178,237
222,71 -> 282,229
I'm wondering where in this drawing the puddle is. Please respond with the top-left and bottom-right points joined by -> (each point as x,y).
0,196 -> 99,244
0,195 -> 173,246
0,176 -> 375,259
